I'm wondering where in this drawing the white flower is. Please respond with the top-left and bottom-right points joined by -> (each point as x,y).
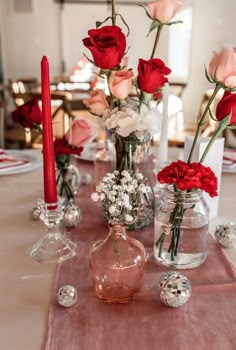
100,193 -> 105,200
125,214 -> 133,222
136,173 -> 144,180
121,170 -> 129,177
109,205 -> 117,214
91,169 -> 150,225
91,192 -> 100,202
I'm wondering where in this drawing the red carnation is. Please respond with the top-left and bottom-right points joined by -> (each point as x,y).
157,160 -> 218,197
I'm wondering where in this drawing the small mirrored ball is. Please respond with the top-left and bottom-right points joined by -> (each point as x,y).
30,206 -> 41,220
158,271 -> 191,308
215,222 -> 236,248
57,285 -> 78,307
63,204 -> 82,228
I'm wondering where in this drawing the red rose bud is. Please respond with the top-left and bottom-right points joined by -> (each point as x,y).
137,58 -> 171,94
216,91 -> 236,125
82,25 -> 126,70
12,97 -> 42,129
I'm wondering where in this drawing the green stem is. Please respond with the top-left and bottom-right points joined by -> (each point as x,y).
150,24 -> 163,59
112,0 -> 116,25
187,84 -> 221,163
33,123 -> 42,133
199,121 -> 227,164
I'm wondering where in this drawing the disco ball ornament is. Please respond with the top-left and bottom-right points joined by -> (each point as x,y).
57,285 -> 78,307
30,206 -> 41,221
159,271 -> 191,308
215,222 -> 236,248
63,203 -> 82,228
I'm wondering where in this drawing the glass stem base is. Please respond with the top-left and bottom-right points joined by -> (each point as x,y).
30,232 -> 77,263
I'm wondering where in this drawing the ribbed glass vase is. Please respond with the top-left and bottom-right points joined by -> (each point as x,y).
110,130 -> 154,230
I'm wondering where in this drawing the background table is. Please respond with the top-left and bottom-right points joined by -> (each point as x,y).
0,149 -> 236,350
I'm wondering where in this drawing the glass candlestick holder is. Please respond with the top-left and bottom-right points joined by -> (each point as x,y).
30,199 -> 77,263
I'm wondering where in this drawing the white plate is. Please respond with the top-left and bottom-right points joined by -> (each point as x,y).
222,164 -> 236,173
0,150 -> 43,176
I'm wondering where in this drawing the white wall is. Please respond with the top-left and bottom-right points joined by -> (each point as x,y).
0,0 -> 236,128
0,0 -> 61,80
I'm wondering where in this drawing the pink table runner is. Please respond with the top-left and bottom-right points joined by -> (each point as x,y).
45,160 -> 236,350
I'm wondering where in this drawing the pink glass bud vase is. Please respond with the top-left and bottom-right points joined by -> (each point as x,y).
89,222 -> 147,303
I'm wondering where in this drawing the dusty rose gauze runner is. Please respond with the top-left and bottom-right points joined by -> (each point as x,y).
45,160 -> 236,350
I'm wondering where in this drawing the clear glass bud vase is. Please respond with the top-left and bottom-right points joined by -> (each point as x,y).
111,131 -> 155,230
56,164 -> 80,201
89,222 -> 147,303
154,185 -> 209,269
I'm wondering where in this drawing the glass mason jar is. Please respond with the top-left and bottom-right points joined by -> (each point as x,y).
56,163 -> 80,201
110,130 -> 155,230
89,222 -> 147,303
154,185 -> 209,269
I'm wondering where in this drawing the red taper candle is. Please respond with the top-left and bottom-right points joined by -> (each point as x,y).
41,56 -> 57,206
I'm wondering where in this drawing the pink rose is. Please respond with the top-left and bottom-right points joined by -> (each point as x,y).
65,117 -> 97,148
108,70 -> 134,99
148,0 -> 182,23
208,44 -> 236,88
82,90 -> 109,115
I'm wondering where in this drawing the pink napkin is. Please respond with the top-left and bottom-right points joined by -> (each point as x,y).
0,150 -> 29,173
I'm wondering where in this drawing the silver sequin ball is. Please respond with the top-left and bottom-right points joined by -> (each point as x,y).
159,271 -> 191,308
215,222 -> 236,248
57,285 -> 78,307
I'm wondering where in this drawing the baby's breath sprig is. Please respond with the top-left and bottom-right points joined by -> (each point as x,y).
91,170 -> 151,225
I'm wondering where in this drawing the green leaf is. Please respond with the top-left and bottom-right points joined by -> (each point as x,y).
138,4 -> 153,20
148,21 -> 158,36
96,16 -> 112,28
83,53 -> 95,65
117,13 -> 130,36
166,20 -> 184,26
224,85 -> 236,92
221,113 -> 231,126
124,45 -> 130,56
204,65 -> 214,83
228,124 -> 236,129
208,107 -> 218,122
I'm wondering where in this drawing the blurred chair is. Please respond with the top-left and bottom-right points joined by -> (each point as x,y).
197,88 -> 224,138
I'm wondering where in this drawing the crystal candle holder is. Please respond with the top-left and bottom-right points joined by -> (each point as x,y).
30,199 -> 77,263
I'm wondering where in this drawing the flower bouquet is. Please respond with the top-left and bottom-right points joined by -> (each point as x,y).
82,0 -> 183,229
154,44 -> 236,269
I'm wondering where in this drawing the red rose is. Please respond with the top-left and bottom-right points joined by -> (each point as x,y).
216,91 -> 236,125
12,97 -> 42,129
54,137 -> 83,157
137,58 -> 171,93
82,26 -> 126,70
157,160 -> 218,197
